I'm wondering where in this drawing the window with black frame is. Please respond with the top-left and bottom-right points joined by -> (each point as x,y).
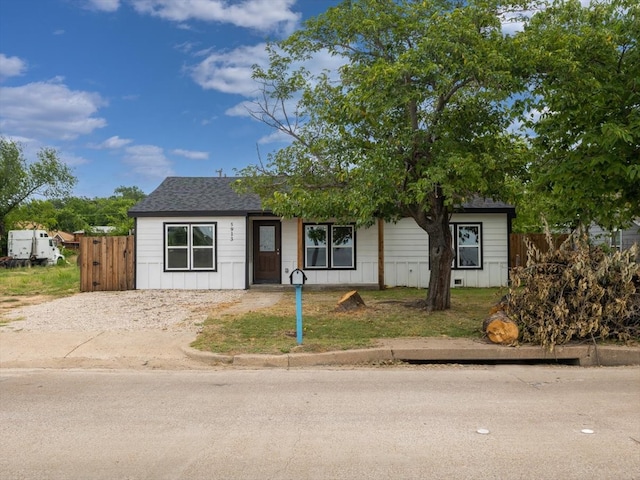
304,224 -> 355,269
165,223 -> 216,271
449,223 -> 482,269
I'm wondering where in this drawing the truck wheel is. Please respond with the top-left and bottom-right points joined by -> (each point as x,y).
23,259 -> 32,268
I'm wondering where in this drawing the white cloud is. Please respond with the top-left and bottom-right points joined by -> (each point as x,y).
189,43 -> 269,95
53,29 -> 66,35
92,135 -> 133,149
0,54 -> 27,79
171,148 -> 209,160
258,129 -> 292,145
0,78 -> 107,140
123,144 -> 174,179
130,0 -> 300,34
85,0 -> 120,12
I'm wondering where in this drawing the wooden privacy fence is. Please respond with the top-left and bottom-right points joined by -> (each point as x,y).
80,236 -> 134,292
510,233 -> 569,268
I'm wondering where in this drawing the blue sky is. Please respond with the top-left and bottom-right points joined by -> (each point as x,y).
0,0 -> 340,198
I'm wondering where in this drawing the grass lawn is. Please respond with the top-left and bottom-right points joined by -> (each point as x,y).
192,287 -> 505,355
0,259 -> 80,297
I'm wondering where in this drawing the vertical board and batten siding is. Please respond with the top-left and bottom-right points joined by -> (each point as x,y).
383,214 -> 510,288
589,223 -> 640,253
278,219 -> 379,285
80,236 -> 134,292
135,216 -> 247,290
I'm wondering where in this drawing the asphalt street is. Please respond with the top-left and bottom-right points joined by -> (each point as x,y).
1,365 -> 639,480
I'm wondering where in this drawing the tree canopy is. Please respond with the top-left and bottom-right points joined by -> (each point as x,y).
518,0 -> 639,231
6,186 -> 147,238
0,138 -> 76,253
238,0 -> 531,310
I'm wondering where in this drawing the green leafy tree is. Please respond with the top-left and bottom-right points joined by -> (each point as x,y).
0,138 -> 76,254
519,0 -> 639,231
238,0 -> 530,310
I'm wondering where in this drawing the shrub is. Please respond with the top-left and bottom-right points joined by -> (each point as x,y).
506,230 -> 639,350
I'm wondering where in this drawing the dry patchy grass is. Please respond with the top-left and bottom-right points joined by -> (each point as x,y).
192,287 -> 504,355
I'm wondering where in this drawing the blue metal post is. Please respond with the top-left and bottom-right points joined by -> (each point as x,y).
295,284 -> 303,345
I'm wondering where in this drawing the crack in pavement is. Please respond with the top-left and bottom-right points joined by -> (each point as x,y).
64,331 -> 105,358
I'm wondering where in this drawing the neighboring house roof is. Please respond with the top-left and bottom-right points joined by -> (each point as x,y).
128,176 -> 515,217
50,231 -> 74,242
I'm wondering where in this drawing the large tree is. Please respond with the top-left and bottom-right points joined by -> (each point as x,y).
238,0 -> 529,310
519,0 -> 639,231
0,138 -> 76,253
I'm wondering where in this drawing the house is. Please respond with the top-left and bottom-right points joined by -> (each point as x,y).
49,231 -> 78,250
589,220 -> 640,257
127,177 -> 516,290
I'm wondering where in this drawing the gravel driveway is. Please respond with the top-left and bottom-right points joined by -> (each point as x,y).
0,290 -> 247,332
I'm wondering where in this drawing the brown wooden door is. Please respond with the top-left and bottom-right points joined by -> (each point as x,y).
253,221 -> 281,284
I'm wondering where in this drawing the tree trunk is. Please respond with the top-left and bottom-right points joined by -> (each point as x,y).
409,191 -> 454,311
425,214 -> 453,311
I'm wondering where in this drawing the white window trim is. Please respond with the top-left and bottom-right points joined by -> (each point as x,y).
304,223 -> 356,270
451,223 -> 482,270
331,225 -> 355,269
164,223 -> 217,272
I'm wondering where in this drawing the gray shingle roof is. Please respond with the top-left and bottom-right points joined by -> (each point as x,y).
128,177 -> 263,217
128,176 -> 515,217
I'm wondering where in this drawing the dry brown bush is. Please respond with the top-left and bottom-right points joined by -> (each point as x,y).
506,229 -> 639,350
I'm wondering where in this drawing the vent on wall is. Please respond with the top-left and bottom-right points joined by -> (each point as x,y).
453,278 -> 465,288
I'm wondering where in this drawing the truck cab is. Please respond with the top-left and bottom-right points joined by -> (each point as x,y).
7,230 -> 65,266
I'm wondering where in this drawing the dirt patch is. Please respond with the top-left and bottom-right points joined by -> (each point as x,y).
0,295 -> 56,319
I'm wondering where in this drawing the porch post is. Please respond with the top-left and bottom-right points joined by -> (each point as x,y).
378,218 -> 385,290
297,218 -> 304,268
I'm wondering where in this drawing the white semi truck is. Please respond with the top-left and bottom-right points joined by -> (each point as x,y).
2,230 -> 65,267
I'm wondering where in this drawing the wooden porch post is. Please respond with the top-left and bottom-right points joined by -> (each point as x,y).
297,218 -> 304,268
378,218 -> 385,290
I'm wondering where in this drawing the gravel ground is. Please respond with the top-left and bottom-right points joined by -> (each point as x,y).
0,290 -> 247,332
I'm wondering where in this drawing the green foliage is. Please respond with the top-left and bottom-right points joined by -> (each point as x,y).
6,186 -> 146,236
0,138 -> 76,253
507,231 -> 640,350
518,0 -> 639,230
238,0 -> 532,310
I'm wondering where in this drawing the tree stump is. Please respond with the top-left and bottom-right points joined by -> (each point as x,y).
483,311 -> 519,345
336,290 -> 366,311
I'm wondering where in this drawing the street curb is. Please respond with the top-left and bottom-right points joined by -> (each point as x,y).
182,343 -> 640,368
182,346 -> 394,368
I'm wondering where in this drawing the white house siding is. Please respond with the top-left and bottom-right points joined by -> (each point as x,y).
589,223 -> 640,253
279,219 -> 379,285
383,214 -> 510,288
135,216 -> 247,290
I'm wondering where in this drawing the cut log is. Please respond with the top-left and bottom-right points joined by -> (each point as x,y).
483,311 -> 519,345
336,290 -> 366,311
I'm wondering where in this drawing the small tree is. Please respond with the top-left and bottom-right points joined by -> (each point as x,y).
239,0 -> 530,310
0,138 -> 76,254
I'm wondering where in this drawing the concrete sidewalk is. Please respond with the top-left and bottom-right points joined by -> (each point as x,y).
1,329 -> 638,370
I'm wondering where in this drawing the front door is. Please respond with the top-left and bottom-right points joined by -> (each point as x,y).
253,220 -> 281,284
